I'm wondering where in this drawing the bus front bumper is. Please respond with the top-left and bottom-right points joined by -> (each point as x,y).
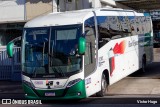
22,80 -> 86,100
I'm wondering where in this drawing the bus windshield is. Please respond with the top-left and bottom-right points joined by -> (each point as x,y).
22,25 -> 82,78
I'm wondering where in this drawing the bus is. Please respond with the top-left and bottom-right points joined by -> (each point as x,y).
7,8 -> 153,100
153,30 -> 160,48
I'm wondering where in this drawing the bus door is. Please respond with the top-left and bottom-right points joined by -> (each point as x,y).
84,16 -> 97,96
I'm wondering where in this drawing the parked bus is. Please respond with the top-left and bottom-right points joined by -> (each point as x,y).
153,30 -> 160,48
7,8 -> 153,100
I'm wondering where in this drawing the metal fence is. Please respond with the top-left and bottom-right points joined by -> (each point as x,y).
0,47 -> 21,81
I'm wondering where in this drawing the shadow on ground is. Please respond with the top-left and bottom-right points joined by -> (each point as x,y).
129,62 -> 160,78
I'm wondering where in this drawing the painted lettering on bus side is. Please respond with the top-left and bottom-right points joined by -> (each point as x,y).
99,56 -> 105,67
128,40 -> 139,47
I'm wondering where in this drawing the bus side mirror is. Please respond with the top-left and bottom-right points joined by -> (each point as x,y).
7,42 -> 14,58
78,37 -> 86,55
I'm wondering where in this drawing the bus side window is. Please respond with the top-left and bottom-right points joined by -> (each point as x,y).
128,16 -> 137,36
134,16 -> 144,35
98,29 -> 111,48
84,42 -> 92,65
145,16 -> 152,33
108,16 -> 125,39
99,37 -> 110,48
118,16 -> 131,37
97,16 -> 111,48
111,35 -> 122,39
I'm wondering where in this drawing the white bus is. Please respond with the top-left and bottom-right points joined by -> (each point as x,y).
7,8 -> 153,100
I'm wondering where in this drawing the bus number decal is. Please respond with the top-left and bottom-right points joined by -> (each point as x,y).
85,78 -> 91,85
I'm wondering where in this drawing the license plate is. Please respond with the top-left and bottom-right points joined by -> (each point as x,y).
45,92 -> 55,96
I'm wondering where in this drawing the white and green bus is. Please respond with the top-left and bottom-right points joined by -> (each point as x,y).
7,8 -> 153,100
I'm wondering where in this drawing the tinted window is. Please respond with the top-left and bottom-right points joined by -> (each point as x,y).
84,17 -> 96,77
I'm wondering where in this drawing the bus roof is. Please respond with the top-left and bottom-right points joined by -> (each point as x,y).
24,10 -> 92,28
24,8 -> 143,28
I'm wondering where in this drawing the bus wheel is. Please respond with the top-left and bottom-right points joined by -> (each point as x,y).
96,74 -> 108,97
141,56 -> 146,72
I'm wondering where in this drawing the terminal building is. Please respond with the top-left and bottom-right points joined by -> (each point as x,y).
0,0 -> 159,81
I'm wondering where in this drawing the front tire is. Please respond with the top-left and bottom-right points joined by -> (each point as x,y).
96,74 -> 108,97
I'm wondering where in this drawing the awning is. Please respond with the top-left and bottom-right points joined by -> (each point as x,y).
114,0 -> 160,11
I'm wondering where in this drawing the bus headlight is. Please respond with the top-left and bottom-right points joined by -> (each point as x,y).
66,78 -> 82,88
23,80 -> 35,89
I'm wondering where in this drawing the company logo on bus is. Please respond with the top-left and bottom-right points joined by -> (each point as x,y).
109,40 -> 126,76
46,80 -> 53,86
113,40 -> 126,55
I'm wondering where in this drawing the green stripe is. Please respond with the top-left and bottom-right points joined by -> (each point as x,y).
144,33 -> 153,46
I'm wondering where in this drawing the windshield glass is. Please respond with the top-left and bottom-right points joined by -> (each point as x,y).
22,25 -> 82,78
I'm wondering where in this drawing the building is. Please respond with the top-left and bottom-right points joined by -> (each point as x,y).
0,0 -> 53,47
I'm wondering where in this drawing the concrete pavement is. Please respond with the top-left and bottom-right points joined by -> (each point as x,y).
108,77 -> 160,95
